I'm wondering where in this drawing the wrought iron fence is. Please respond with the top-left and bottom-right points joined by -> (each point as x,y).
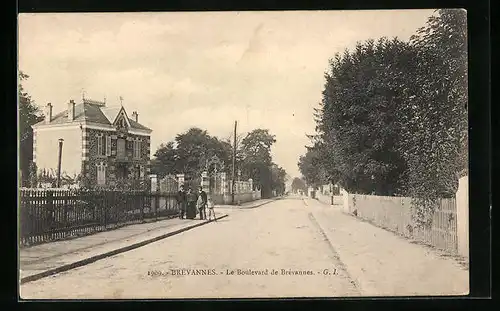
19,188 -> 179,247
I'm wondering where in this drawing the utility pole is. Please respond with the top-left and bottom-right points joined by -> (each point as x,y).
232,121 -> 237,204
56,138 -> 64,188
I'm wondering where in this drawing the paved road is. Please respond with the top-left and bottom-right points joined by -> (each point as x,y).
20,197 -> 468,299
20,197 -> 359,299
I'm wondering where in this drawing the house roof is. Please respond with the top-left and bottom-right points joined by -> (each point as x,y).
33,99 -> 152,131
100,106 -> 121,124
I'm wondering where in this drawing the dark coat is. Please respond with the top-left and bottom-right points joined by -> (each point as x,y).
186,192 -> 198,219
199,191 -> 207,204
176,190 -> 186,203
186,192 -> 198,203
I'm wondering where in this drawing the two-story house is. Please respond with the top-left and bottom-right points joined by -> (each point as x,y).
32,98 -> 152,189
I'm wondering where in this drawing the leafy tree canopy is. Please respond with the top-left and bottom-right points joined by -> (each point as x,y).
291,177 -> 307,193
151,127 -> 286,197
301,9 -> 467,225
19,71 -> 44,186
151,127 -> 232,179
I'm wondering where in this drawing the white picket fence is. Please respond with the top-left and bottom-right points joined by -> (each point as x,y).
339,176 -> 468,258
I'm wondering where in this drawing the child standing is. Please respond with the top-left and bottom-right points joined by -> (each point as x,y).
207,195 -> 217,221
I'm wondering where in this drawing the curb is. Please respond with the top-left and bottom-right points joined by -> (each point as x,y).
307,212 -> 363,296
243,198 -> 282,209
216,197 -> 281,209
20,214 -> 228,285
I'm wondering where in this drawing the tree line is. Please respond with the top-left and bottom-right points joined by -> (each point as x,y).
19,72 -> 44,187
151,127 -> 287,198
298,10 -> 467,223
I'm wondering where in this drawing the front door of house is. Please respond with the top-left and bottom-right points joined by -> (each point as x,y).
117,138 -> 126,159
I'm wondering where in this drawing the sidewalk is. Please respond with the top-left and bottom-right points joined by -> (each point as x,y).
307,199 -> 469,296
19,198 -> 275,284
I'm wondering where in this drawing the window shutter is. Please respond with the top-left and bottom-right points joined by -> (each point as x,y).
97,136 -> 103,156
106,136 -> 111,156
137,140 -> 141,158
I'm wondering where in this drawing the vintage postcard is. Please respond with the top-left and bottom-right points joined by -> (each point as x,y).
18,9 -> 469,299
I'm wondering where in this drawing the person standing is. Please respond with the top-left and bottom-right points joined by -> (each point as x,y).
186,187 -> 198,219
207,195 -> 217,221
198,186 -> 207,220
177,184 -> 187,219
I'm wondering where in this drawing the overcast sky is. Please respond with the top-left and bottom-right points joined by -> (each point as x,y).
18,10 -> 434,179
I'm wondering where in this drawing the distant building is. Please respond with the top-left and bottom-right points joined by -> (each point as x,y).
32,98 -> 152,189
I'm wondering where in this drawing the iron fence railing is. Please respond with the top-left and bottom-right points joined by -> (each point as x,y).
19,189 -> 179,247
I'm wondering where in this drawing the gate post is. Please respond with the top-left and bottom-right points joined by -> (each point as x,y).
149,174 -> 158,193
201,171 -> 209,193
176,174 -> 185,190
220,172 -> 227,195
149,174 -> 158,216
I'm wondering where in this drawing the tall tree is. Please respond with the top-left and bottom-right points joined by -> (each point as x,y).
151,128 -> 232,180
240,129 -> 277,198
174,128 -> 231,179
305,9 -> 466,225
315,38 -> 412,195
291,177 -> 307,193
150,141 -> 177,178
151,127 -> 286,198
297,145 -> 328,188
396,9 -> 468,225
19,71 -> 44,187
270,163 -> 287,195
399,9 -> 468,198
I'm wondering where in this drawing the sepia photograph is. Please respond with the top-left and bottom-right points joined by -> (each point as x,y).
18,9 -> 469,299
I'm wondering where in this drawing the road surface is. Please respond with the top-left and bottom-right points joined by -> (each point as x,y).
20,197 -> 468,299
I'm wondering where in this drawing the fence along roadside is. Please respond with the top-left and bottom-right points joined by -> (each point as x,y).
19,188 -> 179,247
349,194 -> 459,255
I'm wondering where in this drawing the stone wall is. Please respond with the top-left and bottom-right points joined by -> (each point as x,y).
210,191 -> 261,205
316,193 -> 343,206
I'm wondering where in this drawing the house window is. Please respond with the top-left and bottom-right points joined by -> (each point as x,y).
106,136 -> 112,156
97,134 -> 109,156
97,163 -> 106,185
133,139 -> 141,159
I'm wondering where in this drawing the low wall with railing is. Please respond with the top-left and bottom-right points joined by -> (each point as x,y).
19,189 -> 179,247
210,191 -> 261,205
342,192 -> 459,255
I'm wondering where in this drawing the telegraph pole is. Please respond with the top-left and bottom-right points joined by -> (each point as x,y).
232,121 -> 237,204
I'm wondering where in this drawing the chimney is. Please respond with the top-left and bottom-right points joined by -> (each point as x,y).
132,111 -> 138,123
68,100 -> 75,121
45,103 -> 53,123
